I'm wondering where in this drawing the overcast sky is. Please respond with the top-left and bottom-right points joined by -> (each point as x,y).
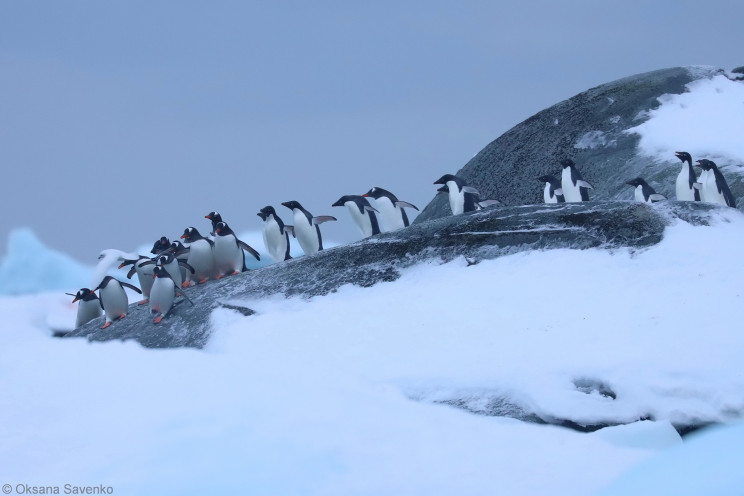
2,1 -> 743,263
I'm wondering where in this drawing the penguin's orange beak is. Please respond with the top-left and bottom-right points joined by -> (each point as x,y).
180,234 -> 186,239
72,296 -> 80,303
362,193 -> 369,197
205,215 -> 211,219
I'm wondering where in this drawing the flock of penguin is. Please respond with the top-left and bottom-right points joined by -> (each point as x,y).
68,151 -> 737,330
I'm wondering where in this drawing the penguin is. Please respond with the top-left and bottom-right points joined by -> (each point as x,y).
213,221 -> 261,277
625,178 -> 667,203
117,255 -> 156,305
695,159 -> 736,207
205,211 -> 223,235
362,187 -> 419,231
257,206 -> 293,263
674,151 -> 700,201
537,175 -> 565,203
433,175 -> 501,214
331,195 -> 381,237
93,276 -> 141,329
140,252 -> 194,289
180,227 -> 216,285
433,174 -> 481,215
68,288 -> 102,328
560,159 -> 593,202
281,201 -> 336,256
150,236 -> 171,255
166,240 -> 191,283
149,265 -> 175,324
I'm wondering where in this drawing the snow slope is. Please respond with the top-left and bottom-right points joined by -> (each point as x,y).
1,207 -> 743,494
628,73 -> 744,170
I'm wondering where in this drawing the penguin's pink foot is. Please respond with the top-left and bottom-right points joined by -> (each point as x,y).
118,314 -> 126,320
153,315 -> 163,324
138,299 -> 149,305
231,271 -> 239,276
182,281 -> 192,288
198,278 -> 208,284
101,322 -> 112,329
176,292 -> 181,297
215,275 -> 225,280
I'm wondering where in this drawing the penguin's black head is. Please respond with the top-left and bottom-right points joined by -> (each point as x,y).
214,221 -> 233,236
70,288 -> 97,303
332,195 -> 357,207
181,227 -> 201,242
167,241 -> 188,256
282,201 -> 302,210
257,206 -> 275,221
434,174 -> 459,185
696,159 -> 715,170
560,159 -> 575,168
625,177 -> 645,187
205,211 -> 222,222
153,265 -> 172,279
151,236 -> 171,255
674,151 -> 692,164
156,253 -> 174,266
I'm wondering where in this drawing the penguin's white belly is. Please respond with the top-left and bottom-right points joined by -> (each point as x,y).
675,167 -> 696,201
263,218 -> 288,263
186,240 -> 215,281
135,260 -> 155,297
75,299 -> 102,328
213,236 -> 242,275
294,212 -> 320,255
149,277 -> 175,315
634,185 -> 647,202
447,180 -> 465,215
543,183 -> 557,204
561,168 -> 582,203
345,202 -> 374,237
702,172 -> 725,205
162,259 -> 183,288
375,197 -> 405,231
100,283 -> 128,322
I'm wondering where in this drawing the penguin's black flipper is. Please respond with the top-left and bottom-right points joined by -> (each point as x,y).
126,266 -> 138,279
714,169 -> 737,207
178,260 -> 196,274
120,282 -> 143,294
312,216 -> 337,225
462,186 -> 480,195
395,201 -> 419,211
577,180 -> 594,189
205,238 -> 215,247
364,205 -> 380,213
238,240 -> 261,261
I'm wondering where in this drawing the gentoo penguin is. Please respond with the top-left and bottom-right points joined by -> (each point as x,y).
213,221 -> 261,277
205,211 -> 223,235
433,174 -> 481,215
180,227 -> 216,285
257,206 -> 293,263
281,201 -> 337,256
560,159 -> 593,202
151,236 -> 171,255
165,240 -> 191,282
147,265 -> 178,324
118,255 -> 155,305
68,288 -> 102,328
625,178 -> 667,203
695,159 -> 736,207
674,151 -> 700,201
362,187 -> 419,231
93,276 -> 141,329
141,252 -> 194,289
537,175 -> 565,203
331,195 -> 381,237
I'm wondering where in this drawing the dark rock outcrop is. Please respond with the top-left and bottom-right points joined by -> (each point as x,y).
415,66 -> 743,222
64,201 -> 719,349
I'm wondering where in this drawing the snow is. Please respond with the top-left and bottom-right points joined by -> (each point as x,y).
598,422 -> 744,496
627,73 -> 744,169
1,208 -> 744,494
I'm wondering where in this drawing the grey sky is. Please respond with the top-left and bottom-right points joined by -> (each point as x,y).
2,1 -> 742,263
